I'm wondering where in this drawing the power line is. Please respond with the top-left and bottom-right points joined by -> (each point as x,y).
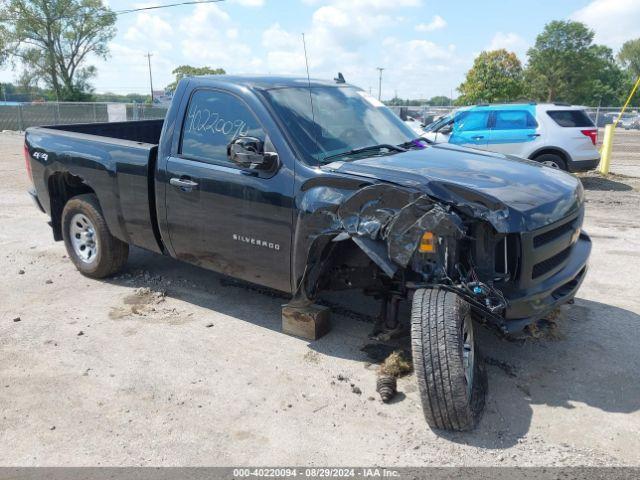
113,0 -> 226,16
0,0 -> 226,22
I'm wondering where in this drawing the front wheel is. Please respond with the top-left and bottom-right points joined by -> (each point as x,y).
411,288 -> 486,431
62,194 -> 129,278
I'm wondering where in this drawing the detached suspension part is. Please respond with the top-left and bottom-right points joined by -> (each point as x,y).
371,294 -> 405,340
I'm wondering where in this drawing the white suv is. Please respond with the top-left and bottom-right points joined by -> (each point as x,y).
421,103 -> 600,171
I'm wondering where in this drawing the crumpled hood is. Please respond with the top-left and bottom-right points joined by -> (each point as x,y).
323,143 -> 584,232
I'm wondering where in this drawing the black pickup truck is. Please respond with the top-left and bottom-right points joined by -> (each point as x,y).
25,75 -> 591,431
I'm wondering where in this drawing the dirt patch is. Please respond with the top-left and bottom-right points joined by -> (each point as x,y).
303,350 -> 321,364
524,308 -> 566,341
109,287 -> 192,325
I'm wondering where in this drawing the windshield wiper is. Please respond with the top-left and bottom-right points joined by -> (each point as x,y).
397,137 -> 432,149
321,143 -> 406,163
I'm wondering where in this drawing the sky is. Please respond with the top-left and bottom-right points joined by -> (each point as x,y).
2,0 -> 640,99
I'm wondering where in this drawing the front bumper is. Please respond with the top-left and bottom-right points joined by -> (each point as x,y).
501,231 -> 591,333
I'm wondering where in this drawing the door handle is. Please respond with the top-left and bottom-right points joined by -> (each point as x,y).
170,177 -> 199,191
471,135 -> 485,140
528,133 -> 541,137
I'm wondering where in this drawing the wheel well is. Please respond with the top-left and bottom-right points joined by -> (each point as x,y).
48,172 -> 96,241
530,148 -> 569,163
310,238 -> 393,298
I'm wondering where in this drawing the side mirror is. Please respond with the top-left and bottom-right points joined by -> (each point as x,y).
227,136 -> 277,170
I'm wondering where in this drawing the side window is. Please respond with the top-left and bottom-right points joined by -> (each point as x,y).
181,90 -> 265,163
454,111 -> 490,132
494,110 -> 538,130
546,110 -> 594,127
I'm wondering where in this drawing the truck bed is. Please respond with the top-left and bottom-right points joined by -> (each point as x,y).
43,119 -> 164,145
26,119 -> 165,254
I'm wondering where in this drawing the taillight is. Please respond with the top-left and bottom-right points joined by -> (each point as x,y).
24,143 -> 33,183
581,129 -> 597,146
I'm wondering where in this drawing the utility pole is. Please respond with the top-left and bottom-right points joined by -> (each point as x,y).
376,67 -> 384,101
145,52 -> 154,103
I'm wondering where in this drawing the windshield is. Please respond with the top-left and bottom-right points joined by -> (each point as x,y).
261,86 -> 416,164
424,113 -> 453,132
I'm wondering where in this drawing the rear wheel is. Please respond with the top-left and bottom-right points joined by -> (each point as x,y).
534,153 -> 567,171
411,288 -> 486,431
62,194 -> 129,278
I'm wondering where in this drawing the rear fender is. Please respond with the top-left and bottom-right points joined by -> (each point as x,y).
47,170 -> 96,241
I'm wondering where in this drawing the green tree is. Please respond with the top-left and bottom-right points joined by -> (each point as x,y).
0,80 -> 52,101
0,25 -> 6,65
584,45 -> 627,106
525,20 -> 624,105
426,95 -> 451,106
166,65 -> 226,92
456,49 -> 524,104
93,92 -> 150,103
618,39 -> 640,79
617,39 -> 640,106
0,0 -> 116,101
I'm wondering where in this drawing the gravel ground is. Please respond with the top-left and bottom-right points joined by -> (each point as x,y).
1,131 -> 640,467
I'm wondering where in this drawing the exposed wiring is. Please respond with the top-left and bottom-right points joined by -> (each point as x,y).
454,261 -> 508,314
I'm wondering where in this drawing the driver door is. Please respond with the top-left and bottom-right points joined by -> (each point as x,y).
448,109 -> 491,150
163,88 -> 293,292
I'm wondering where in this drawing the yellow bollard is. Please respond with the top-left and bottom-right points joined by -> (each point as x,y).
599,124 -> 614,175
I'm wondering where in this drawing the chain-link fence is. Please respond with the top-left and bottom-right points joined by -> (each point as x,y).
1,100 -> 638,176
581,107 -> 639,176
598,127 -> 640,177
0,102 -> 168,131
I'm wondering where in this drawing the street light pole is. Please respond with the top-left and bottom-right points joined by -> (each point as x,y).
376,67 -> 384,101
146,52 -> 154,103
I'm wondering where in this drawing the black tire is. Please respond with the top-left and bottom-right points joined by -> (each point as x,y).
61,194 -> 129,278
533,153 -> 567,171
411,288 -> 486,431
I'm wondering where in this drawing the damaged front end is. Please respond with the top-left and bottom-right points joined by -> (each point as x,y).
292,180 -> 517,332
